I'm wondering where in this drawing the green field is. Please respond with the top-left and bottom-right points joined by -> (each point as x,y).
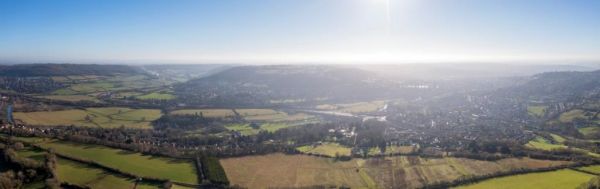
579,127 -> 600,137
576,165 -> 600,174
527,105 -> 547,117
454,169 -> 594,189
171,109 -> 236,118
296,142 -> 352,157
225,123 -> 293,136
559,109 -> 591,122
136,92 -> 176,100
37,95 -> 100,102
14,107 -> 162,129
525,136 -> 567,151
23,139 -> 198,184
316,101 -> 386,113
56,158 -> 159,189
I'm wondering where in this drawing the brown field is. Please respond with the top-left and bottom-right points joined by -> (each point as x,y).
220,154 -> 571,189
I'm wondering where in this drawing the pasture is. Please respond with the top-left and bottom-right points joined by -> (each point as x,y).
56,158 -> 160,189
235,109 -> 313,122
527,105 -> 547,117
316,101 -> 386,113
13,107 -> 162,129
136,92 -> 176,100
525,136 -> 566,150
28,139 -> 198,184
220,154 -> 572,189
296,142 -> 352,157
576,165 -> 600,174
37,95 -> 100,102
559,109 -> 592,122
171,109 -> 236,118
225,123 -> 292,136
454,169 -> 594,189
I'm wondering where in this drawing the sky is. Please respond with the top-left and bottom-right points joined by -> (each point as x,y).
0,0 -> 599,64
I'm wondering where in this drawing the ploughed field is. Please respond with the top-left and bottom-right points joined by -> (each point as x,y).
13,107 -> 162,129
15,137 -> 198,184
220,153 -> 572,189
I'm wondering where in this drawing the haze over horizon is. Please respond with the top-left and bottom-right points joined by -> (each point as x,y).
1,0 -> 599,64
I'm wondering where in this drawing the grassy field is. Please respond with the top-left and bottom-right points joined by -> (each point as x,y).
454,169 -> 594,189
37,95 -> 100,102
220,154 -> 571,189
575,165 -> 600,174
316,101 -> 386,113
225,123 -> 294,136
579,127 -> 600,137
525,136 -> 567,150
23,139 -> 198,184
56,158 -> 160,189
296,142 -> 353,157
14,107 -> 162,129
559,109 -> 591,122
234,109 -> 313,122
368,145 -> 415,156
16,147 -> 46,162
136,92 -> 176,100
527,105 -> 547,117
171,109 -> 236,118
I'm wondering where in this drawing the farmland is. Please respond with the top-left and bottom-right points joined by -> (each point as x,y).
454,169 -> 594,189
225,123 -> 295,136
220,154 -> 572,189
525,136 -> 566,150
527,105 -> 547,117
22,138 -> 198,184
575,165 -> 600,174
56,158 -> 160,189
296,142 -> 353,157
171,109 -> 236,118
37,95 -> 100,102
136,92 -> 176,100
316,101 -> 386,113
235,109 -> 314,122
13,107 -> 162,129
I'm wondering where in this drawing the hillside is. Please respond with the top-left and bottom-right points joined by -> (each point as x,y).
0,64 -> 143,77
174,65 -> 399,106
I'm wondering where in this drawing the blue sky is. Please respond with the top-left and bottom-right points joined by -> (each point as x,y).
0,0 -> 599,64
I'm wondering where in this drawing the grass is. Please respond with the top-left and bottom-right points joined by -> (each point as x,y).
234,109 -> 313,122
37,95 -> 100,102
171,109 -> 236,118
296,142 -> 352,157
220,154 -> 571,189
580,127 -> 600,137
527,105 -> 547,117
56,158 -> 160,189
576,165 -> 600,174
559,109 -> 590,122
454,169 -> 594,189
16,147 -> 46,162
316,101 -> 386,113
225,123 -> 291,136
30,139 -> 198,184
367,145 -> 415,156
525,136 -> 567,151
14,107 -> 162,129
550,133 -> 567,143
136,92 -> 176,100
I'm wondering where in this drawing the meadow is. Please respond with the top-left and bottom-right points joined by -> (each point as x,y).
56,158 -> 160,189
171,109 -> 236,118
220,153 -> 572,189
454,169 -> 594,189
225,123 -> 293,136
527,105 -> 547,117
316,101 -> 386,113
37,95 -> 100,102
22,138 -> 198,184
13,107 -> 162,129
136,92 -> 176,100
296,142 -> 353,157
